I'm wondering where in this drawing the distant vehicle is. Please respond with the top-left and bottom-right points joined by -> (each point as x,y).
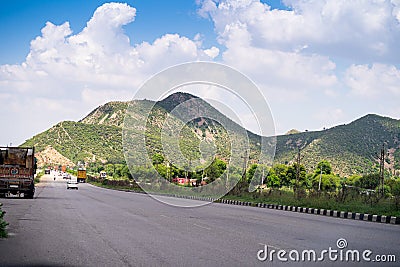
63,173 -> 71,180
44,169 -> 50,174
99,171 -> 107,179
77,168 -> 87,183
0,147 -> 37,198
66,181 -> 78,190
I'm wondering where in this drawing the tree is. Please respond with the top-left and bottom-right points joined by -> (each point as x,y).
121,165 -> 132,179
391,180 -> 400,208
273,164 -> 289,186
355,173 -> 380,190
266,168 -> 280,188
346,175 -> 361,186
114,164 -> 125,178
155,164 -> 168,179
152,153 -> 164,165
205,158 -> 226,181
311,174 -> 340,191
315,160 -> 332,175
287,163 -> 307,188
247,164 -> 269,185
105,164 -> 115,178
247,164 -> 259,183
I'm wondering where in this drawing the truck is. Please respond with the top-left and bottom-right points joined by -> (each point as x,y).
77,168 -> 87,183
0,147 -> 36,198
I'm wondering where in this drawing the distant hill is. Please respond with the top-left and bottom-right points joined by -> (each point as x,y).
24,121 -> 122,164
285,129 -> 301,135
275,114 -> 400,176
22,93 -> 400,177
80,101 -> 128,127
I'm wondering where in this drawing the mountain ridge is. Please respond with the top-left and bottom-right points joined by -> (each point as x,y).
22,92 -> 400,177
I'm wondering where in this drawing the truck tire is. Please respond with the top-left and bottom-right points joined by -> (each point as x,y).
24,191 -> 34,199
25,186 -> 35,199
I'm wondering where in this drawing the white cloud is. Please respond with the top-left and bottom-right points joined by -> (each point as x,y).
81,87 -> 132,107
222,44 -> 338,91
394,0 -> 400,21
195,0 -> 400,135
199,0 -> 400,62
135,34 -> 219,72
345,63 -> 400,98
1,0 -> 400,145
1,2 -> 219,95
0,2 -> 220,145
204,46 -> 220,58
198,0 -> 339,107
313,108 -> 344,127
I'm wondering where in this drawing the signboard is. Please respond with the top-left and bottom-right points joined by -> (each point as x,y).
0,167 -> 32,178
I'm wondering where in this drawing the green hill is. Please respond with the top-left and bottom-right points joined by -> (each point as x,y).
275,114 -> 400,176
23,121 -> 122,164
22,93 -> 400,177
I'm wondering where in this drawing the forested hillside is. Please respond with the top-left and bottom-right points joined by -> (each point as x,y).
23,93 -> 400,177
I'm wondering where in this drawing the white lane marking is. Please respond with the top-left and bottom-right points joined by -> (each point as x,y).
193,223 -> 211,230
258,243 -> 282,250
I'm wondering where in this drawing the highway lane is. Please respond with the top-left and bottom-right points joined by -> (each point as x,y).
0,174 -> 399,266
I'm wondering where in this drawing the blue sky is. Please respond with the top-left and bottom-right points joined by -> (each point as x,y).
0,0 -> 203,64
0,0 -> 399,146
0,0 -> 288,64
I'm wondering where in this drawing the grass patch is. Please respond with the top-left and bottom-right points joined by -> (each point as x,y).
223,189 -> 400,217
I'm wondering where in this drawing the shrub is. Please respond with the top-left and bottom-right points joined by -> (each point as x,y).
0,203 -> 8,238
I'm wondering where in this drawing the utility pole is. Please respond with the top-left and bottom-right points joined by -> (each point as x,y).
225,165 -> 230,190
261,165 -> 265,185
318,167 -> 322,191
166,161 -> 170,181
295,148 -> 301,195
378,143 -> 386,197
241,152 -> 248,182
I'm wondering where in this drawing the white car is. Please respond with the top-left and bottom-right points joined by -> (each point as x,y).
67,181 -> 78,190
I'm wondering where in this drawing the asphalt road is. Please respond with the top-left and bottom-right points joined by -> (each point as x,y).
0,173 -> 399,266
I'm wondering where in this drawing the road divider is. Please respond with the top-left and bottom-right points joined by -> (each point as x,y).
214,199 -> 400,225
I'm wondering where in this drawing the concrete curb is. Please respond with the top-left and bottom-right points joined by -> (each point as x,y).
216,200 -> 399,225
177,195 -> 400,225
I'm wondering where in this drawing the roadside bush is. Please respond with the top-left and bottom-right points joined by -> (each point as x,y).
101,179 -> 130,187
391,180 -> 400,208
355,173 -> 380,190
0,203 -> 8,238
34,170 -> 44,184
311,174 -> 340,192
